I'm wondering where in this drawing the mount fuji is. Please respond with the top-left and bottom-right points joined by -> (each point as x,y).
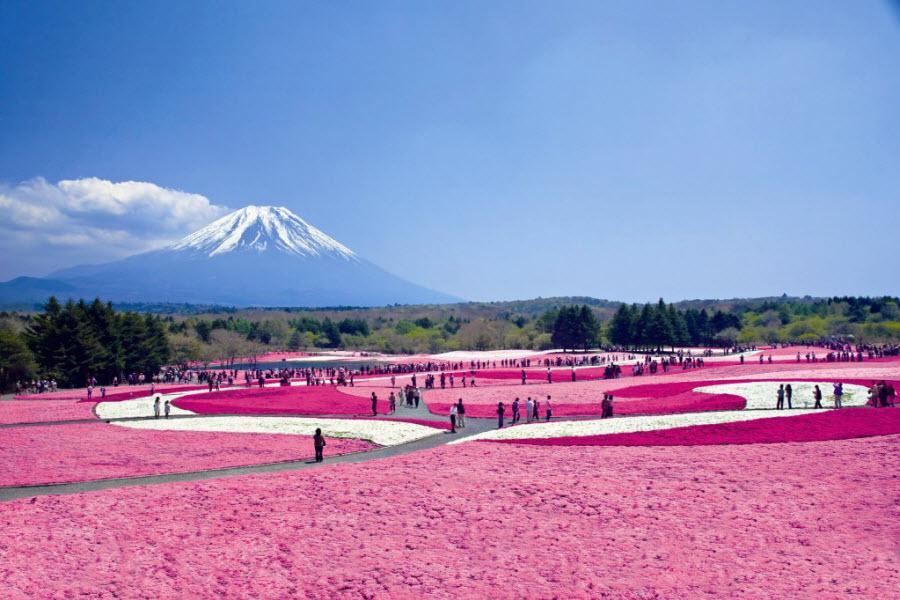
0,206 -> 460,307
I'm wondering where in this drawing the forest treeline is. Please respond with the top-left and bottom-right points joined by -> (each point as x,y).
1,295 -> 899,391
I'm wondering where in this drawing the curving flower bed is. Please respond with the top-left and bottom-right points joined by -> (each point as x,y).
452,409 -> 826,443
114,416 -> 444,447
171,385 -> 387,416
0,422 -> 374,487
16,383 -> 205,402
491,407 -> 900,447
0,399 -> 98,425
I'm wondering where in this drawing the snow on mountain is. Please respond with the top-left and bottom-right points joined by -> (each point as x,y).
171,205 -> 357,260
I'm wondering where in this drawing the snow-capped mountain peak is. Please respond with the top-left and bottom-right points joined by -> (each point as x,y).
171,205 -> 358,260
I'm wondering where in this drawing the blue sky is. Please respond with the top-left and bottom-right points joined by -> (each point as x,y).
1,1 -> 898,302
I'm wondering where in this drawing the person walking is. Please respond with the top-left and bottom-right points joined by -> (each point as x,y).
545,396 -> 552,421
153,394 -> 161,419
512,398 -> 520,424
497,402 -> 505,429
776,385 -> 785,410
449,403 -> 458,433
833,382 -> 843,408
313,428 -> 326,462
533,397 -> 540,422
813,385 -> 823,409
164,399 -> 171,419
456,398 -> 465,428
389,391 -> 396,413
525,397 -> 534,423
785,384 -> 793,409
371,392 -> 378,416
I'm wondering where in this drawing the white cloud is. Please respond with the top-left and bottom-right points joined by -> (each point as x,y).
0,177 -> 230,279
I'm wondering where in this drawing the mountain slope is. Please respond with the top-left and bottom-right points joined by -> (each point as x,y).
4,206 -> 460,307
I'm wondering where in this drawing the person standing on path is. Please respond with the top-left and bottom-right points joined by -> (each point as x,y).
785,384 -> 793,409
497,402 -> 505,429
833,382 -> 843,408
776,385 -> 785,410
521,370 -> 527,385
512,398 -> 520,424
813,385 -> 823,408
313,428 -> 326,462
449,403 -> 458,433
456,398 -> 465,428
153,395 -> 161,419
164,399 -> 171,418
371,392 -> 378,416
525,397 -> 534,423
545,395 -> 552,421
389,391 -> 396,413
533,397 -> 540,422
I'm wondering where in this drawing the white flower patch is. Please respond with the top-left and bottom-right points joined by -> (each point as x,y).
452,409 -> 823,444
693,381 -> 869,410
113,416 -> 442,446
95,394 -> 198,420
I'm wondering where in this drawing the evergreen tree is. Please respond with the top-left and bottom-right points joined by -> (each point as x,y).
551,306 -> 576,351
634,303 -> 653,349
609,303 -> 634,347
321,318 -> 342,347
577,305 -> 599,350
645,299 -> 674,351
667,304 -> 690,347
0,323 -> 36,392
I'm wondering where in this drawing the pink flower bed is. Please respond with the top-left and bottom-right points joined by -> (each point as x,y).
0,400 -> 98,425
1,437 -> 897,598
172,385 -> 391,416
496,407 -> 900,447
16,383 -> 206,402
417,377 -> 748,417
0,422 -> 374,487
404,361 -> 900,417
80,385 -> 207,403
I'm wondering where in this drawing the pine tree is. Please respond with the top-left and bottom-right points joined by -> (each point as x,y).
609,303 -> 634,347
667,304 -> 690,347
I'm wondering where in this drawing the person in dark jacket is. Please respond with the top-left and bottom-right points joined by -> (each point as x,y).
313,428 -> 326,462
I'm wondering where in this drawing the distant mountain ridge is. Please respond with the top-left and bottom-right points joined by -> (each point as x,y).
1,206 -> 460,308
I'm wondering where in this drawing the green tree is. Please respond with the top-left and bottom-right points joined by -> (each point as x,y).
0,323 -> 36,392
609,303 -> 634,347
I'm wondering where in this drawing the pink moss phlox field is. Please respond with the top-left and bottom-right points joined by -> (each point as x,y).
173,385 -> 391,416
0,399 -> 98,425
0,422 -> 374,487
16,383 -> 205,402
1,437 -> 897,598
495,407 -> 900,447
427,391 -> 743,418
